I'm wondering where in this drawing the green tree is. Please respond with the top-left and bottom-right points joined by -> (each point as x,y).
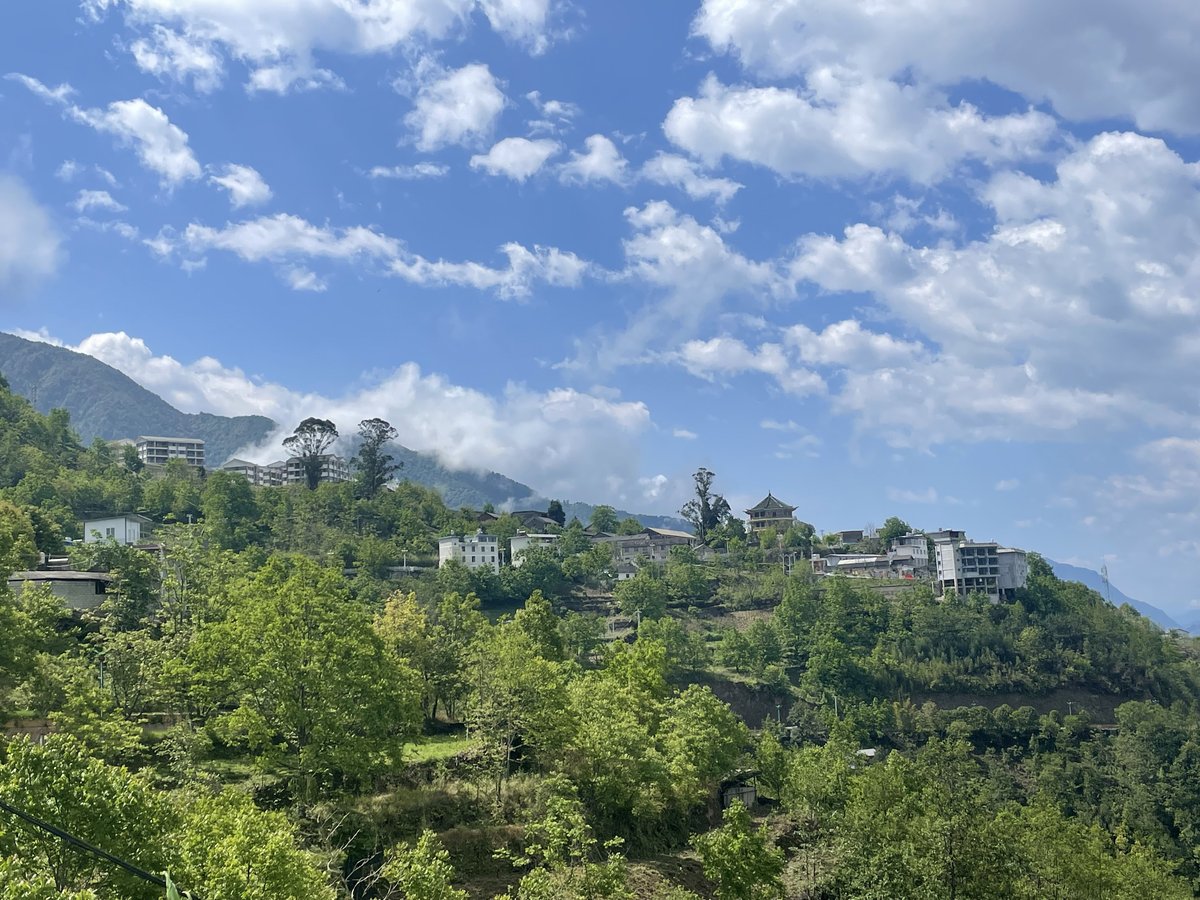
190,556 -> 421,785
381,830 -> 467,900
515,590 -> 566,661
693,801 -> 784,900
200,470 -> 259,550
353,417 -> 400,500
679,468 -> 731,543
614,570 -> 669,620
171,790 -> 335,900
877,516 -> 912,545
546,499 -> 566,527
616,517 -> 644,536
282,417 -> 339,490
589,504 -> 619,533
0,736 -> 171,899
0,500 -> 38,571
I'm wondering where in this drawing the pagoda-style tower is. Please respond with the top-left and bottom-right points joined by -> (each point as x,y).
744,493 -> 797,534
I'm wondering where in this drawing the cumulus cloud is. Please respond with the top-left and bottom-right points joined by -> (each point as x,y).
691,0 -> 1200,133
470,137 -> 561,181
129,24 -> 223,92
672,428 -> 698,440
10,75 -> 202,185
664,73 -> 1055,184
208,163 -> 272,208
405,62 -> 507,151
30,328 -> 653,503
368,162 -> 449,179
85,0 -> 562,93
526,90 -> 580,134
70,189 -> 127,214
640,152 -> 742,204
558,135 -> 629,185
786,132 -> 1200,446
0,176 -> 62,292
164,211 -> 589,297
73,99 -> 201,185
676,337 -> 825,396
571,201 -> 787,369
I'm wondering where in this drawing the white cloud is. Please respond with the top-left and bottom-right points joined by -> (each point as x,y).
70,98 -> 202,186
692,0 -> 1200,134
405,63 -> 507,151
676,337 -> 825,396
995,478 -> 1020,492
887,487 -> 939,504
368,162 -> 449,179
390,242 -> 589,299
788,132 -> 1200,446
39,328 -> 652,502
0,176 -> 62,292
760,419 -> 802,432
70,189 -> 127,214
284,266 -> 327,292
208,163 -> 272,208
640,152 -> 741,204
55,160 -> 117,186
664,73 -> 1055,184
87,0 -> 561,93
558,134 -> 629,185
4,73 -> 74,104
168,211 -> 588,297
573,201 -> 786,369
129,24 -> 223,92
672,428 -> 698,440
182,214 -> 399,263
469,137 -> 561,181
785,320 -> 924,368
526,90 -> 580,134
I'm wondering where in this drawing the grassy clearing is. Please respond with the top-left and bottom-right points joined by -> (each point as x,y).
404,733 -> 477,763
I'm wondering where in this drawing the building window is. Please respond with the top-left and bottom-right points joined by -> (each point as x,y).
105,527 -> 115,538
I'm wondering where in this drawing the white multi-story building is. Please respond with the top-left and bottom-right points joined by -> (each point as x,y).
998,548 -> 1029,599
439,530 -> 501,573
136,436 -> 205,468
220,455 -> 348,486
932,530 -> 1027,602
510,532 -> 559,567
593,527 -> 700,565
283,455 -> 350,485
889,533 -> 930,574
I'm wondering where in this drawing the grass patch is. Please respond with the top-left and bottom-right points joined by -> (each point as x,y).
404,733 -> 477,763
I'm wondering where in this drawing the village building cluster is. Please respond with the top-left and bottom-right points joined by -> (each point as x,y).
441,492 -> 1030,603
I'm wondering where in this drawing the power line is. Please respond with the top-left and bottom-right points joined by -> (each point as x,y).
0,796 -> 192,896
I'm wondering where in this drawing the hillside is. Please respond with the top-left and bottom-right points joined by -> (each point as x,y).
1048,558 -> 1181,630
0,331 -> 687,529
0,332 -> 276,467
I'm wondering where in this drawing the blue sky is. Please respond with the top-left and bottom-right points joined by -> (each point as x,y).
3,1 -> 1200,617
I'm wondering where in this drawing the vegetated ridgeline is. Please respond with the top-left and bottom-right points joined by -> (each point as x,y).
0,374 -> 1198,899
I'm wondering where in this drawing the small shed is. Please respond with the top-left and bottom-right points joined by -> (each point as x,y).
719,769 -> 760,810
6,571 -> 113,611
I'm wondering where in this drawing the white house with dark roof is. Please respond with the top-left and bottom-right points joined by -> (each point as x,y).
439,530 -> 501,573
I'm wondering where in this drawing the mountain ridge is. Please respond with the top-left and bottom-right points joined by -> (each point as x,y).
0,331 -> 688,529
1047,558 -> 1181,631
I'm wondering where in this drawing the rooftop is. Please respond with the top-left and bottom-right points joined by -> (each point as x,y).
8,570 -> 113,583
746,492 -> 796,513
136,435 -> 205,444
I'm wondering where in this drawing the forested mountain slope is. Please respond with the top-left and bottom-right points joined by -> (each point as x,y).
0,332 -> 275,467
3,377 -> 1200,898
0,331 -> 685,527
1049,558 -> 1181,630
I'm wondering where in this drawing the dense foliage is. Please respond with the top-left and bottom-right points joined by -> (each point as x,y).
2,377 -> 1200,897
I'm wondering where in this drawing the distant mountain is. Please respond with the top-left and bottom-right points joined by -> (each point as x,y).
0,332 -> 276,467
1048,559 -> 1181,631
0,331 -> 687,530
